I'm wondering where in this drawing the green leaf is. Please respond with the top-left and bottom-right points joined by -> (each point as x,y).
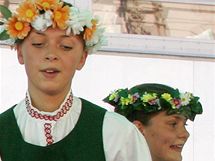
192,102 -> 203,114
0,30 -> 10,40
160,98 -> 171,109
173,89 -> 180,98
103,96 -> 109,102
118,88 -> 129,98
63,1 -> 73,7
0,5 -> 12,19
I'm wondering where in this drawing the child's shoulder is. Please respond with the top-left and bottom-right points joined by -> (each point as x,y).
0,105 -> 16,120
104,111 -> 133,128
80,98 -> 107,113
0,105 -> 16,129
103,111 -> 143,145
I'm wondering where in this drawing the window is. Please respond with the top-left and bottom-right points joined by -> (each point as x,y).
92,0 -> 215,58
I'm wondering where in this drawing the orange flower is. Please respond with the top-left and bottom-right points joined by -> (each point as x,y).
36,0 -> 59,10
52,3 -> 70,30
83,19 -> 97,41
6,16 -> 31,39
16,0 -> 38,22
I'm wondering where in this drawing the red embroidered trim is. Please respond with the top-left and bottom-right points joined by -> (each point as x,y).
44,123 -> 54,145
25,93 -> 73,121
25,93 -> 73,145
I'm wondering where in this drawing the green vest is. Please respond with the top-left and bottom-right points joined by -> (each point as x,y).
0,98 -> 106,161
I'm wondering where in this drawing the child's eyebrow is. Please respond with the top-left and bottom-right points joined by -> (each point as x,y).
34,31 -> 45,36
61,35 -> 71,38
168,115 -> 187,122
35,31 -> 71,37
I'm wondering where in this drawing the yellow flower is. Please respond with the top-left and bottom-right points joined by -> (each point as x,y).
161,93 -> 172,102
120,94 -> 133,106
6,16 -> 31,39
141,93 -> 157,102
109,92 -> 118,101
83,19 -> 97,41
52,3 -> 70,29
16,0 -> 38,22
36,0 -> 59,10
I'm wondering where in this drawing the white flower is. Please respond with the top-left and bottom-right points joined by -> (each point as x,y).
79,11 -> 93,28
67,7 -> 93,35
66,7 -> 106,53
0,24 -> 6,33
67,20 -> 84,35
180,92 -> 192,106
0,23 -> 15,45
84,19 -> 107,53
0,38 -> 16,45
88,28 -> 103,45
67,7 -> 81,34
44,10 -> 53,26
0,18 -> 8,34
31,10 -> 52,31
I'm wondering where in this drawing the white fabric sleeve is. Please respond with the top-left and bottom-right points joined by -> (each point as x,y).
103,111 -> 152,161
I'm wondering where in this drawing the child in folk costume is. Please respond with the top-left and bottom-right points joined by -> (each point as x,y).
0,1 -> 152,161
104,83 -> 203,161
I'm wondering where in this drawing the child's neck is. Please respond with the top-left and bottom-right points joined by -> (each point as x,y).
28,89 -> 71,112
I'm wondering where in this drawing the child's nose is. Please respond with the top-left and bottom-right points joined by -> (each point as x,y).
45,47 -> 59,61
45,54 -> 58,61
178,126 -> 190,140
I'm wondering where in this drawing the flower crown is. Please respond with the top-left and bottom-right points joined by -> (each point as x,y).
103,84 -> 203,121
0,0 -> 106,53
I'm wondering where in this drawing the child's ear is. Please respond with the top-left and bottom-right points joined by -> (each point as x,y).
76,51 -> 88,70
133,120 -> 145,135
16,44 -> 24,65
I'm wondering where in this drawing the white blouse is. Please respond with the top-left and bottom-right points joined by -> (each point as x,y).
0,91 -> 152,161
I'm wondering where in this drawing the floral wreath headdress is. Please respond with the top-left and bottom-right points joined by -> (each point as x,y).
103,83 -> 203,121
0,0 -> 106,53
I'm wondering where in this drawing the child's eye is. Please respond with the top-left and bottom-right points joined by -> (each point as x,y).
60,45 -> 73,51
32,43 -> 44,48
169,122 -> 177,128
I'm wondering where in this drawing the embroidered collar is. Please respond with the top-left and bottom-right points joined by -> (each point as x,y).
25,91 -> 73,121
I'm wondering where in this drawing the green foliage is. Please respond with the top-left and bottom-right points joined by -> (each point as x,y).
0,5 -> 12,19
0,30 -> 10,40
103,83 -> 203,121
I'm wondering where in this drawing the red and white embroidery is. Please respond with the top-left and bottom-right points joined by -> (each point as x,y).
25,94 -> 73,121
44,123 -> 54,145
25,92 -> 73,145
